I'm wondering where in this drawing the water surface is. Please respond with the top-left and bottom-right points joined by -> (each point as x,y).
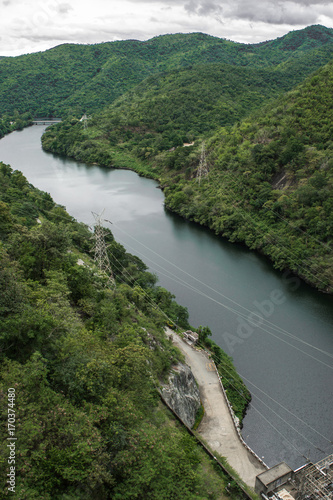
1,125 -> 332,468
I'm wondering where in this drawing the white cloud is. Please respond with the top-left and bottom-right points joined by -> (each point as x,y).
0,0 -> 332,56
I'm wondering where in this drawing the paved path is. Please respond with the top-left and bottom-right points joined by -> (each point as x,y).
166,329 -> 266,489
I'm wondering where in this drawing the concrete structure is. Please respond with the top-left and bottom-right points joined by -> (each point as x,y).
255,455 -> 333,499
32,118 -> 61,125
183,330 -> 199,344
255,462 -> 294,496
295,455 -> 333,499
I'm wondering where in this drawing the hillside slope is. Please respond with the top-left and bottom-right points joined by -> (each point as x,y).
42,61 -> 314,164
0,25 -> 332,116
39,27 -> 333,175
164,61 -> 333,292
0,162 -> 251,499
44,43 -> 333,159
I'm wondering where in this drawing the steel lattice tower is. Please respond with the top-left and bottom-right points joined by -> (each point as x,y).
92,211 -> 115,288
196,142 -> 209,184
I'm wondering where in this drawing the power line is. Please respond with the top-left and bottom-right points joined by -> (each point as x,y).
206,145 -> 332,255
234,370 -> 333,446
120,234 -> 333,359
195,339 -> 330,462
204,166 -> 332,291
229,198 -> 332,292
196,142 -> 209,184
192,154 -> 332,291
111,222 -> 333,368
37,188 -> 333,362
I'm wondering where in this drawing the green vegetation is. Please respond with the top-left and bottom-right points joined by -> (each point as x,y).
0,25 -> 332,117
164,61 -> 333,292
195,326 -> 251,422
207,342 -> 251,422
0,162 -> 249,498
42,58 -> 326,166
0,111 -> 32,138
42,117 -> 159,178
193,404 -> 205,431
1,24 -> 333,496
210,451 -> 261,500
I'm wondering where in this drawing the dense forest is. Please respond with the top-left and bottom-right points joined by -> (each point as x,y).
41,59 -> 328,160
163,62 -> 333,292
0,163 -> 252,498
0,112 -> 32,139
0,25 -> 332,117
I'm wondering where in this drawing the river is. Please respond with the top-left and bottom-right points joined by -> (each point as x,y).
1,125 -> 332,470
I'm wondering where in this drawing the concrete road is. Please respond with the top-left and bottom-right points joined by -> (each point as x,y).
166,328 -> 267,489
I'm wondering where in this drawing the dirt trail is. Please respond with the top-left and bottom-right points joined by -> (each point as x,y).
166,328 -> 266,489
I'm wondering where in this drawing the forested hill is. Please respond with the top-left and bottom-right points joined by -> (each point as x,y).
0,163 -> 251,498
0,24 -> 332,116
42,60 -> 322,165
164,61 -> 333,293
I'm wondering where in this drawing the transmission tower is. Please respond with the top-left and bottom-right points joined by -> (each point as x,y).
196,142 -> 209,184
92,211 -> 115,288
80,113 -> 91,129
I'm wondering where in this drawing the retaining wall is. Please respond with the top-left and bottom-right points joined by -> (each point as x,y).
160,394 -> 253,500
186,337 -> 268,470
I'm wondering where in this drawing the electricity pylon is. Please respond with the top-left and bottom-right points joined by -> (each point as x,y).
80,113 -> 91,129
92,211 -> 115,288
196,142 -> 209,184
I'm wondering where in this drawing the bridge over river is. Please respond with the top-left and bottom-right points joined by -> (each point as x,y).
32,117 -> 61,125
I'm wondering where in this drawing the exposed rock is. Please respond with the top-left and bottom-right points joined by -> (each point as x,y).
160,363 -> 200,428
271,169 -> 296,189
145,330 -> 164,351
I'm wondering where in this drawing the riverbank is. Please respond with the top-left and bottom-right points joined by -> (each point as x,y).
41,120 -> 333,295
2,124 -> 332,469
0,123 -> 253,423
1,159 -> 248,498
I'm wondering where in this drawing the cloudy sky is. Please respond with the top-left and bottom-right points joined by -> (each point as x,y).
1,0 -> 332,57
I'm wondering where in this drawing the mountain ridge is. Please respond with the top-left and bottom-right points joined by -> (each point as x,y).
0,24 -> 332,116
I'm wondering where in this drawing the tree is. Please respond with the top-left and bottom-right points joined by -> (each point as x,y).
7,221 -> 71,280
198,325 -> 212,344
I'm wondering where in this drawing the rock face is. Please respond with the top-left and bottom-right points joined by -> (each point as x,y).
160,363 -> 200,428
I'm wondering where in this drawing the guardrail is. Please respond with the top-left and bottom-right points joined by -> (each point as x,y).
32,118 -> 62,125
185,337 -> 268,470
159,394 -> 254,500
210,355 -> 268,470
